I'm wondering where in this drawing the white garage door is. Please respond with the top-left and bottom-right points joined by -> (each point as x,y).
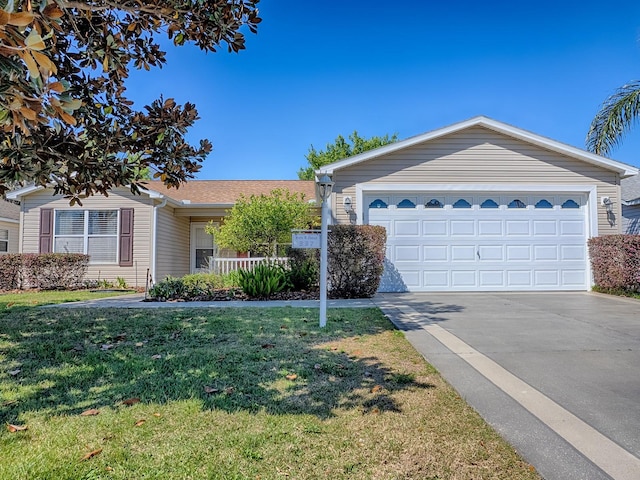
366,193 -> 589,292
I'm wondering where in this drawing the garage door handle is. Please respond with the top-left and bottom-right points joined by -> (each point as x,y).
477,250 -> 480,259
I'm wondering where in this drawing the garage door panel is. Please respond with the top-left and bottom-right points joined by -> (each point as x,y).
479,270 -> 504,286
450,220 -> 475,236
533,220 -> 558,236
423,220 -> 447,235
561,245 -> 586,261
452,270 -> 477,287
424,245 -> 448,261
562,270 -> 587,286
424,270 -> 449,287
367,192 -> 588,292
507,270 -> 532,286
451,245 -> 475,261
506,245 -> 531,261
478,245 -> 503,261
394,220 -> 420,236
478,220 -> 503,236
506,221 -> 530,235
534,245 -> 558,261
395,245 -> 420,262
535,270 -> 560,286
560,220 -> 585,235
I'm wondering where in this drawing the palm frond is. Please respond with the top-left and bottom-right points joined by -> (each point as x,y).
586,80 -> 640,155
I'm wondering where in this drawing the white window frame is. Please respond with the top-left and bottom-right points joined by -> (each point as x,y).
0,228 -> 8,252
53,209 -> 119,264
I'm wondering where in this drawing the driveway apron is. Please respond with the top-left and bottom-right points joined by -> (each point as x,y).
374,292 -> 640,480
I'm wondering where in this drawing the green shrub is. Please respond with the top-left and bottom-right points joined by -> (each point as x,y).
286,247 -> 319,290
238,262 -> 292,298
148,276 -> 188,301
148,272 -> 242,301
327,225 -> 386,298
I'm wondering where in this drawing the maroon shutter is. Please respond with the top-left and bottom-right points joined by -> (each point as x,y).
39,208 -> 53,253
119,208 -> 134,266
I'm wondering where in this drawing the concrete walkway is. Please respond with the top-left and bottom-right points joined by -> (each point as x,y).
49,291 -> 640,479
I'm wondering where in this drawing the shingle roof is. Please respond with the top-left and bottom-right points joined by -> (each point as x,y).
0,199 -> 19,221
142,180 -> 317,204
621,175 -> 640,203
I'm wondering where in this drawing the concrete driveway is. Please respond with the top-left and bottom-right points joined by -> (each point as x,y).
373,292 -> 640,480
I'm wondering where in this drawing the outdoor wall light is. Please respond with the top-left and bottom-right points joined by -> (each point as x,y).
601,196 -> 614,213
343,196 -> 353,213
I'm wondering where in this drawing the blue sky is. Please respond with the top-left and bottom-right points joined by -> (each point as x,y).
126,1 -> 640,179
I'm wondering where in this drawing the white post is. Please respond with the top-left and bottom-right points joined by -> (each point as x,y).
319,197 -> 329,328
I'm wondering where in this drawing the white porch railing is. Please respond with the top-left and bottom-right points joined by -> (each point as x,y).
208,257 -> 288,275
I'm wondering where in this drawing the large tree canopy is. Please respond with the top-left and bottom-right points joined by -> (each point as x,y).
0,0 -> 261,203
297,131 -> 398,180
586,81 -> 640,156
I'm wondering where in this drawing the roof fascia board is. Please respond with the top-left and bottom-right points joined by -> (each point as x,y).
318,116 -> 638,177
6,185 -> 44,199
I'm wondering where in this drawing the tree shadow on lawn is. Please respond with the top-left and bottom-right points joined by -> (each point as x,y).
0,307 -> 436,422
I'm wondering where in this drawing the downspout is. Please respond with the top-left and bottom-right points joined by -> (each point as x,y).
151,197 -> 167,285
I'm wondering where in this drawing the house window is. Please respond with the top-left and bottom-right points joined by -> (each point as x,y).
480,199 -> 499,208
452,199 -> 472,208
535,199 -> 553,209
0,229 -> 7,252
561,199 -> 580,209
397,199 -> 416,209
425,199 -> 444,208
54,210 -> 118,263
508,199 -> 526,209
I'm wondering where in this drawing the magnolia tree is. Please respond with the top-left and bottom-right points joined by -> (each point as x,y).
208,189 -> 316,257
0,0 -> 261,203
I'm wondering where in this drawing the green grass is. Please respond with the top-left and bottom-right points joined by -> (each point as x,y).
592,285 -> 640,300
0,290 -> 134,314
0,304 -> 541,480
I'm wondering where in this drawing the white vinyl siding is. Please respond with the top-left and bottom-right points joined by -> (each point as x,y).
155,206 -> 190,280
20,188 -> 153,287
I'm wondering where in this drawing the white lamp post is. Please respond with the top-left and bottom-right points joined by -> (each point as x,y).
317,173 -> 334,328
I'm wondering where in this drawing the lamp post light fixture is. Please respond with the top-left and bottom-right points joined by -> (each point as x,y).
317,173 -> 334,328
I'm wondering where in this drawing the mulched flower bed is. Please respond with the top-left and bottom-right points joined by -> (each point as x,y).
145,288 -> 320,302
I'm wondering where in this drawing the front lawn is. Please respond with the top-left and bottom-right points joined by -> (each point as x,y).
0,305 -> 540,479
0,289 -> 134,314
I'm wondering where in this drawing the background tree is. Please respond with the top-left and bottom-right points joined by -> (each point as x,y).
297,131 -> 398,180
208,189 -> 316,257
0,0 -> 261,203
586,81 -> 640,155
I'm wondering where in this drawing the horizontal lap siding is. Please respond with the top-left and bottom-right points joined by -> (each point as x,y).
333,127 -> 620,234
155,207 -> 190,280
21,188 -> 153,287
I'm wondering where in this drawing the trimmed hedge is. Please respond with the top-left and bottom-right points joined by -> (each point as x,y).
327,225 -> 386,298
588,235 -> 640,292
0,253 -> 89,291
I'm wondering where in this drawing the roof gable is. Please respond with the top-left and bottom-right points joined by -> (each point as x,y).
318,116 -> 638,177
